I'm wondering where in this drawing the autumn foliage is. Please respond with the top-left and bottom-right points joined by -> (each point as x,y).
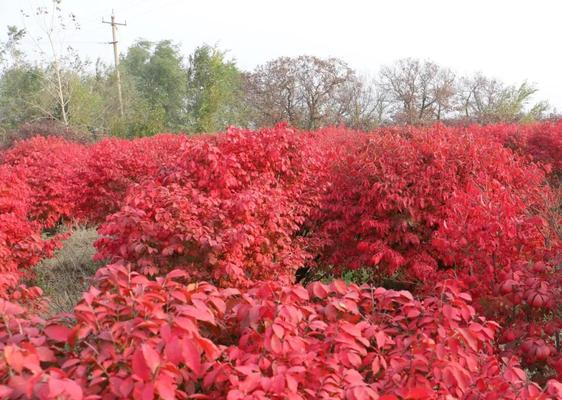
0,122 -> 560,398
95,126 -> 324,286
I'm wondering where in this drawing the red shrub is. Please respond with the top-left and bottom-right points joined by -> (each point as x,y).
71,134 -> 186,223
470,121 -> 562,185
0,123 -> 560,396
310,126 -> 556,278
0,214 -> 54,279
1,264 -> 558,399
523,122 -> 562,174
0,165 -> 29,218
307,125 -> 561,381
0,163 -> 61,289
94,125 -> 325,286
1,136 -> 87,228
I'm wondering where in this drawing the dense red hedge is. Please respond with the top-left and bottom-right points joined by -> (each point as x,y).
0,134 -> 186,288
468,121 -> 562,186
95,126 -> 325,286
0,159 -> 62,289
0,122 -> 560,398
71,134 -> 186,222
1,136 -> 87,228
308,126 -> 561,382
1,265 -> 560,399
311,125 -> 557,276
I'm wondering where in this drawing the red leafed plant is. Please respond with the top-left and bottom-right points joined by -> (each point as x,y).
466,121 -> 562,188
0,163 -> 61,289
71,134 -> 186,223
309,125 -> 558,281
1,264 -> 559,399
1,136 -> 87,229
0,122 -> 560,398
94,125 -> 326,286
305,124 -> 561,383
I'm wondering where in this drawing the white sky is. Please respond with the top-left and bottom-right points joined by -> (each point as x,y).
1,0 -> 561,110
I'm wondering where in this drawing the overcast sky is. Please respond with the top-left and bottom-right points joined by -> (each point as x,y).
1,0 -> 561,110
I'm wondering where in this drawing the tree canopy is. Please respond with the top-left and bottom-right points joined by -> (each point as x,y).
0,12 -> 553,139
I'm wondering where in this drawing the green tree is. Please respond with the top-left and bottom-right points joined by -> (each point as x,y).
185,44 -> 245,132
0,25 -> 47,130
0,1 -> 100,130
122,40 -> 187,130
86,58 -> 164,137
64,71 -> 105,128
458,74 -> 549,123
0,66 -> 45,128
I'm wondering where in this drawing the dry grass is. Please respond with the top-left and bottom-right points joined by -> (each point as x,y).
32,226 -> 102,315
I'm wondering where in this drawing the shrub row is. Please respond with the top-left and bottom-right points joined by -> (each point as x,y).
0,122 -> 560,398
1,265 -> 560,399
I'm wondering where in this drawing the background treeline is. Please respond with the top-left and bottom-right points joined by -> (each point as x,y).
0,23 -> 556,139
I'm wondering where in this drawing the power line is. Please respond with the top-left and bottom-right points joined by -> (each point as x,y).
102,10 -> 126,118
61,40 -> 107,44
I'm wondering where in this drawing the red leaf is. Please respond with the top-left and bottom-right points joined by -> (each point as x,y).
141,344 -> 161,375
44,324 -> 71,342
0,386 -> 13,398
155,375 -> 176,400
405,387 -> 433,399
182,338 -> 202,376
132,347 -> 151,381
3,345 -> 24,373
61,379 -> 83,400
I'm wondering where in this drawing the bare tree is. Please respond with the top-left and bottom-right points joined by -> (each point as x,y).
19,0 -> 83,126
245,55 -> 380,130
379,58 -> 456,124
244,57 -> 301,127
332,76 -> 389,129
293,56 -> 354,129
433,67 -> 456,121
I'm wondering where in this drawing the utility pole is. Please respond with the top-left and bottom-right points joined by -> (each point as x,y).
103,10 -> 126,117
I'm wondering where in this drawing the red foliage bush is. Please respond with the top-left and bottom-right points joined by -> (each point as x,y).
0,122 -> 560,397
0,214 -> 53,279
1,264 -> 560,399
0,165 -> 29,218
470,121 -> 562,185
308,125 -> 561,382
310,126 -> 557,278
71,134 -> 186,223
94,125 -> 325,286
0,162 -> 61,290
1,136 -> 87,228
0,134 -> 184,292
